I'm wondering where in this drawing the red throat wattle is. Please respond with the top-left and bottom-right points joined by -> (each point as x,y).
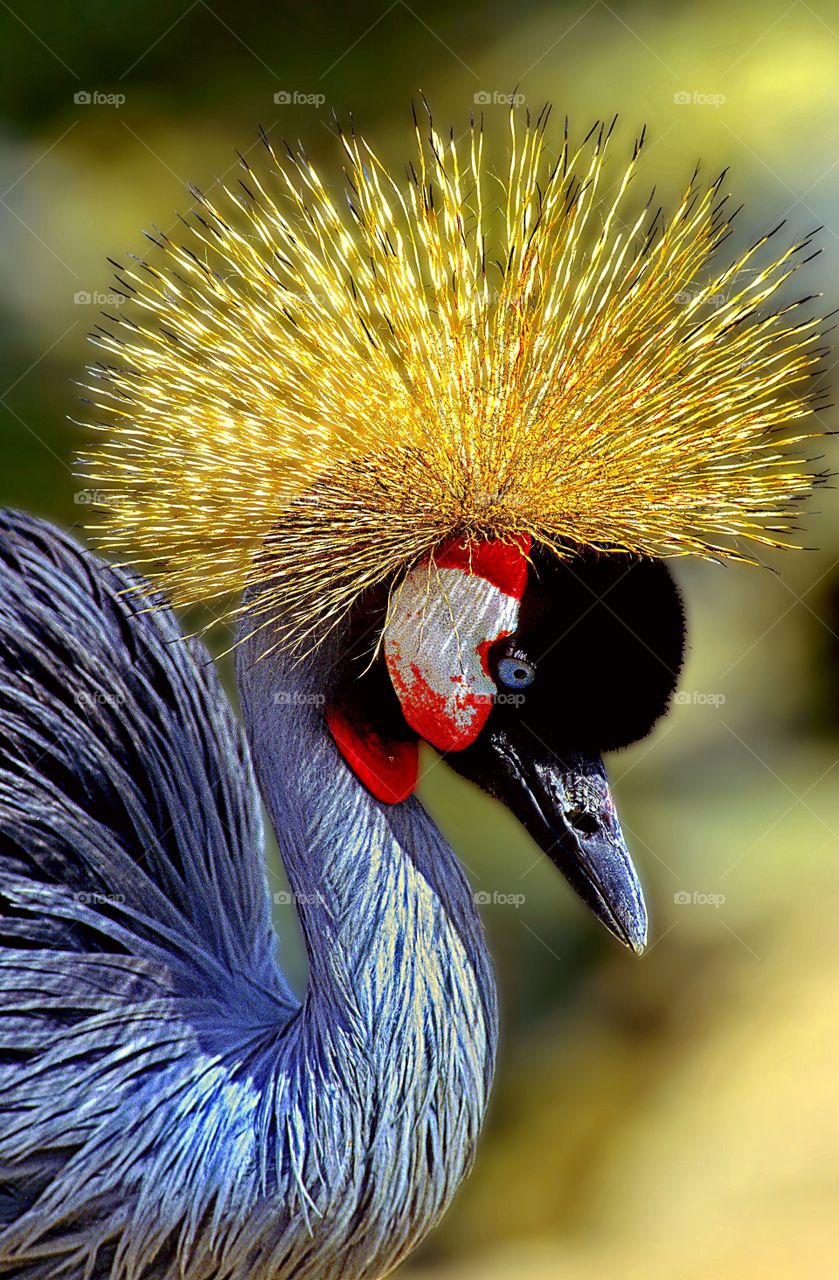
327,534 -> 531,804
324,704 -> 418,805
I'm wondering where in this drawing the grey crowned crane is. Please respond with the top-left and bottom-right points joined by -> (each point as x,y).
0,107 -> 822,1280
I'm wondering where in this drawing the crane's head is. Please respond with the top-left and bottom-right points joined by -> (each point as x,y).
78,109 -> 821,952
326,533 -> 685,954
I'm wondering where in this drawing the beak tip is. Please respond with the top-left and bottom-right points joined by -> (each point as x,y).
610,893 -> 648,957
627,913 -> 648,958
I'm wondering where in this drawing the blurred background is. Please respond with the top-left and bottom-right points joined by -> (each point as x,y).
1,1 -> 838,1276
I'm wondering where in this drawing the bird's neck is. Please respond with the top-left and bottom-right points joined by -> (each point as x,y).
235,617 -> 497,1263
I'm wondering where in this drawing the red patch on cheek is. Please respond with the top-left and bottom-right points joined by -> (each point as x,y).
386,655 -> 494,752
326,704 -> 418,805
383,537 -> 531,753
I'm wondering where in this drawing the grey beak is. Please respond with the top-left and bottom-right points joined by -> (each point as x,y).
523,748 -> 648,955
447,725 -> 647,955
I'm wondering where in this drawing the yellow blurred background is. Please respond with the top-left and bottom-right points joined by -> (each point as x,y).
1,1 -> 838,1276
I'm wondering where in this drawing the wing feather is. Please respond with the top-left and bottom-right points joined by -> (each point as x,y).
0,512 -> 299,1277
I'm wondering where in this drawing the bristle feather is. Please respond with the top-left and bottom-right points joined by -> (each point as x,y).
78,109 -> 825,653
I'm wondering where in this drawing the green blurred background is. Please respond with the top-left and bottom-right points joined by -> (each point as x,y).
2,1 -> 839,1276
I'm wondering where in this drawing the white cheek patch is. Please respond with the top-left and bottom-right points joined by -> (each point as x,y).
383,540 -> 529,752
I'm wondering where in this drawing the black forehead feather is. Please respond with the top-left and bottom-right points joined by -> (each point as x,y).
506,546 -> 686,752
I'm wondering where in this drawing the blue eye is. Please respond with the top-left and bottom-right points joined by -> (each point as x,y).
496,656 -> 536,690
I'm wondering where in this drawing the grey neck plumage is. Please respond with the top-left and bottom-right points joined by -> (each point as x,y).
235,613 -> 498,1280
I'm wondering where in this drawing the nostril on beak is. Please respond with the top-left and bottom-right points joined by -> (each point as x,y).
565,807 -> 600,837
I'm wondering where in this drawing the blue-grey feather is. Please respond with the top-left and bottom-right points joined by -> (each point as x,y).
0,512 -> 498,1279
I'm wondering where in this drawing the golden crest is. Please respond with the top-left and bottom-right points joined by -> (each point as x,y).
79,106 -> 824,653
